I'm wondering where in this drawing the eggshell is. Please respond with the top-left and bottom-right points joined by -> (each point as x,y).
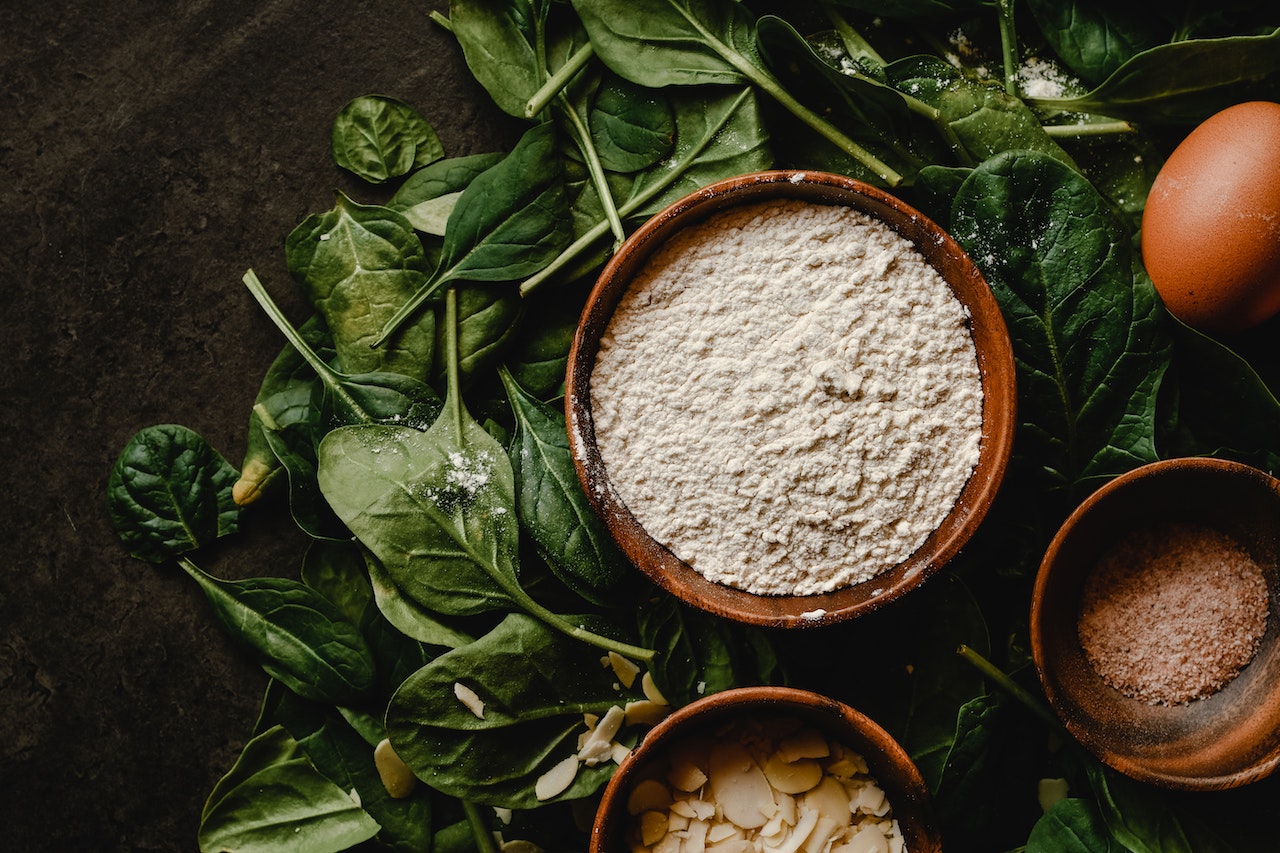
1140,101 -> 1280,333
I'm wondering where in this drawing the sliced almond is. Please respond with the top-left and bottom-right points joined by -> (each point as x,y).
668,754 -> 709,792
534,754 -> 579,801
777,728 -> 829,762
626,699 -> 672,727
627,778 -> 674,815
763,755 -> 823,794
453,682 -> 485,719
373,738 -> 417,799
609,652 -> 642,688
641,671 -> 670,705
640,811 -> 670,847
799,777 -> 852,829
708,742 -> 774,829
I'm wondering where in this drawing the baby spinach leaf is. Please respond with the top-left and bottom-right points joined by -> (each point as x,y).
199,724 -> 381,853
331,95 -> 444,183
447,0 -> 543,118
950,150 -> 1170,494
1033,27 -> 1280,124
433,282 -> 524,390
264,693 -> 435,853
572,0 -> 902,183
286,193 -> 435,379
362,547 -> 475,649
498,366 -> 630,606
375,122 -> 573,347
886,56 -> 1079,172
385,613 -> 629,808
587,73 -> 676,172
107,424 -> 240,563
637,594 -> 780,707
1158,315 -> 1280,471
1027,798 -> 1122,853
389,152 -> 506,235
178,557 -> 376,705
1023,1 -> 1161,86
931,693 -> 1009,836
1083,760 -> 1237,853
258,418 -> 348,540
301,538 -> 376,627
503,296 -> 578,401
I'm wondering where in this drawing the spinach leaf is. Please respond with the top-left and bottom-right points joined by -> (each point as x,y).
107,424 -> 240,563
447,0 -> 543,118
262,691 -> 434,853
433,282 -> 524,390
331,95 -> 444,183
1158,315 -> 1280,471
636,594 -> 780,707
1084,760 -> 1237,853
498,366 -> 630,606
375,122 -> 573,347
199,724 -> 381,853
362,547 -> 475,649
886,56 -> 1078,172
950,150 -> 1169,495
588,73 -> 675,172
931,693 -> 1013,841
1032,28 -> 1280,124
1027,798 -> 1122,853
300,538 -> 376,627
503,296 -> 579,401
389,151 -> 507,236
385,613 -> 631,808
178,557 -> 376,704
571,0 -> 902,184
1023,1 -> 1161,86
286,194 -> 436,380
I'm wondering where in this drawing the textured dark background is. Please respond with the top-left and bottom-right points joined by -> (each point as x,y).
1,2 -> 518,848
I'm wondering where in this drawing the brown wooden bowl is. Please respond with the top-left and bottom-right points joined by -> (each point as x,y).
1031,457 -> 1280,790
566,170 -> 1016,627
589,686 -> 942,853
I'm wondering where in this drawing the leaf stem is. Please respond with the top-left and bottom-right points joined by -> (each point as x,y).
1040,119 -> 1135,137
820,2 -> 886,67
429,10 -> 453,33
558,93 -> 627,248
526,42 -> 596,118
994,0 -> 1019,96
241,269 -> 369,422
462,800 -> 500,853
443,286 -> 464,439
956,644 -> 1063,732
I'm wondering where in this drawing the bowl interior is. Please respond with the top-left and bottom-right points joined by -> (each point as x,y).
589,686 -> 942,853
1031,457 -> 1280,790
567,170 -> 1016,628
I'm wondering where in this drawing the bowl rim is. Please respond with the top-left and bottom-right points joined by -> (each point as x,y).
566,169 -> 1017,628
588,685 -> 942,853
1030,455 -> 1280,790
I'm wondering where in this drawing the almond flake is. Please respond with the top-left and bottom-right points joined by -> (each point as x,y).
453,682 -> 485,719
534,754 -> 580,801
609,652 -> 642,688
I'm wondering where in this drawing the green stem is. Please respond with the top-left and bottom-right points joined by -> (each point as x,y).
462,801 -> 499,853
995,0 -> 1019,96
1041,119 -> 1135,138
957,644 -> 1064,732
526,41 -> 595,118
241,269 -> 368,422
429,10 -> 453,33
443,287 -> 464,439
820,2 -> 886,67
558,93 -> 626,248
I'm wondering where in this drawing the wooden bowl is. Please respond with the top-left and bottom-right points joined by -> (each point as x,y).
589,686 -> 942,853
1031,457 -> 1280,790
566,170 -> 1016,627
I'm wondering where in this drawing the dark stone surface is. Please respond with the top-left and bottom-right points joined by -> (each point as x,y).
1,2 -> 518,848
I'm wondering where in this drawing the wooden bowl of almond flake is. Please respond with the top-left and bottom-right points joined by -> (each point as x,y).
567,170 -> 1016,627
589,686 -> 942,853
1031,457 -> 1280,791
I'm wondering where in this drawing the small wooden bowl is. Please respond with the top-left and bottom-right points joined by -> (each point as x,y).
566,170 -> 1016,627
589,686 -> 942,853
1031,457 -> 1280,790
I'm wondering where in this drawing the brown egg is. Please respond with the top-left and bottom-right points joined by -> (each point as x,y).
1141,101 -> 1280,333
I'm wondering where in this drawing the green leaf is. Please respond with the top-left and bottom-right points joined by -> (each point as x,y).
300,538 -> 376,627
498,367 -> 630,606
199,725 -> 380,853
286,194 -> 435,380
950,150 -> 1170,494
433,282 -> 524,390
1084,760 -> 1237,853
107,424 -> 240,563
389,152 -> 506,235
179,558 -> 376,705
1027,798 -> 1122,853
447,0 -> 542,118
331,95 -> 444,183
503,297 -> 579,401
1023,1 -> 1162,86
385,613 -> 630,808
637,594 -> 780,707
317,420 -> 519,617
361,547 -> 475,649
1033,28 -> 1280,124
588,73 -> 675,172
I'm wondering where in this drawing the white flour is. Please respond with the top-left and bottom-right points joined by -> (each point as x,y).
588,198 -> 983,596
